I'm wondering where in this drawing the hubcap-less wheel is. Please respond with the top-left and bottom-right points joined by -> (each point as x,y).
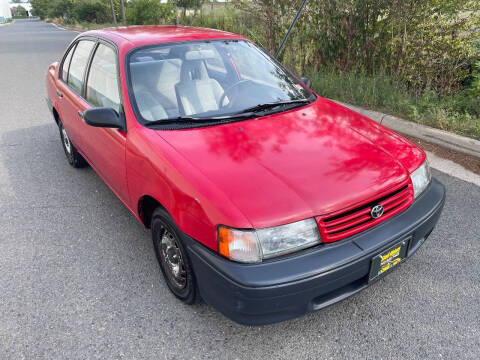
151,208 -> 198,304
61,127 -> 72,154
159,226 -> 187,290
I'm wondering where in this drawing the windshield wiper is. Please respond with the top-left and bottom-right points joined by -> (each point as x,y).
239,99 -> 311,114
143,99 -> 311,127
143,113 -> 257,127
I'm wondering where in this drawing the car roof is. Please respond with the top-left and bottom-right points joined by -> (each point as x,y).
84,25 -> 246,49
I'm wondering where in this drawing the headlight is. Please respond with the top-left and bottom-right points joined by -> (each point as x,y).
410,160 -> 431,199
218,219 -> 321,263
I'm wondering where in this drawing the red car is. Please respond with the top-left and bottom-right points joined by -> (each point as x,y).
46,26 -> 445,325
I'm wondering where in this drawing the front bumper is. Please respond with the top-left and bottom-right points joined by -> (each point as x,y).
183,178 -> 445,326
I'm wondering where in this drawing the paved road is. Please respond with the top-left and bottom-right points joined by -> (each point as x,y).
1,20 -> 479,360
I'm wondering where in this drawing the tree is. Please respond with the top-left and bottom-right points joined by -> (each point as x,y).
11,6 -> 28,17
120,0 -> 126,22
73,1 -> 110,23
109,0 -> 117,23
238,0 -> 298,54
175,0 -> 203,20
30,0 -> 49,19
126,0 -> 175,25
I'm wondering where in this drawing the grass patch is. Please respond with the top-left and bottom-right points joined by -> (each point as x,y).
47,18 -> 119,31
310,71 -> 480,141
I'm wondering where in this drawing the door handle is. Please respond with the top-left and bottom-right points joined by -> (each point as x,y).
56,89 -> 63,98
77,111 -> 84,118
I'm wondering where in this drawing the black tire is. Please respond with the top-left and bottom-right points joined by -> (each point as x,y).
58,121 -> 87,168
151,207 -> 199,304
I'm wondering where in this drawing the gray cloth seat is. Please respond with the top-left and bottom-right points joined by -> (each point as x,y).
134,86 -> 167,121
156,59 -> 182,114
175,59 -> 224,116
130,60 -> 177,121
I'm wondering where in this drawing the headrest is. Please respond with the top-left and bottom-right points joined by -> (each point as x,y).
184,50 -> 216,61
180,60 -> 209,82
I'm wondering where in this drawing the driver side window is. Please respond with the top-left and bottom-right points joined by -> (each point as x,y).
86,44 -> 121,113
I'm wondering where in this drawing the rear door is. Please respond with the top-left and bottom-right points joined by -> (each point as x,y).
56,39 -> 96,149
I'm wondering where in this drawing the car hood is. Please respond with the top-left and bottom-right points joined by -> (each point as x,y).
156,98 -> 420,229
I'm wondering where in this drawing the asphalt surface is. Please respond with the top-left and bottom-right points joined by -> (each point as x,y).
0,20 -> 479,360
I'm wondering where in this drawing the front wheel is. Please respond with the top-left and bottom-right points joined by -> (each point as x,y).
151,208 -> 199,304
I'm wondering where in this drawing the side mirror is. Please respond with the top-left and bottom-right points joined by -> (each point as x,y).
300,77 -> 312,88
83,107 -> 124,130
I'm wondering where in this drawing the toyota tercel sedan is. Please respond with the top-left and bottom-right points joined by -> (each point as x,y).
46,26 -> 445,325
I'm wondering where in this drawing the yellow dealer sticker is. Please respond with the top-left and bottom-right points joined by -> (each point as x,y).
369,239 -> 409,281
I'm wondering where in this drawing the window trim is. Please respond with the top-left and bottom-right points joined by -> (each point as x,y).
60,41 -> 77,83
83,37 -> 126,131
84,41 -> 122,114
59,35 -> 126,132
59,37 -> 97,98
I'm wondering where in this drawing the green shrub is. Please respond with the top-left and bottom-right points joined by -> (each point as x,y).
47,0 -> 74,20
126,0 -> 175,25
11,6 -> 28,18
73,0 -> 110,24
309,71 -> 480,140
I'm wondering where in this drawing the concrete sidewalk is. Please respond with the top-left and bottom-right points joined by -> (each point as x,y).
335,101 -> 480,159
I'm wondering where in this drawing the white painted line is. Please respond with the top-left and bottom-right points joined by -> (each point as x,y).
49,22 -> 79,33
426,151 -> 480,187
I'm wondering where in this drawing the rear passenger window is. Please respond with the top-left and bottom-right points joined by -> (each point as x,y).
86,44 -> 121,112
67,40 -> 95,94
61,44 -> 75,81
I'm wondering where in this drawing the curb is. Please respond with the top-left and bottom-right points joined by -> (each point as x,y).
0,19 -> 15,27
334,101 -> 480,160
48,21 -> 81,32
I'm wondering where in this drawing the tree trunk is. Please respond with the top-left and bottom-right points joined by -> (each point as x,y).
120,0 -> 126,23
109,0 -> 117,24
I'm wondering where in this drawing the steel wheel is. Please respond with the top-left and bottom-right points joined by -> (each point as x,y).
159,226 -> 187,290
151,207 -> 199,304
61,126 -> 72,154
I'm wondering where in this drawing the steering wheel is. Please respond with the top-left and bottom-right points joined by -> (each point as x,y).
219,80 -> 254,109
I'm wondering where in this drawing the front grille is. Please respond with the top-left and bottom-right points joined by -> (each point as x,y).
316,181 -> 414,243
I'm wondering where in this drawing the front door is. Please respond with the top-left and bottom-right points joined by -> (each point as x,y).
79,42 -> 129,203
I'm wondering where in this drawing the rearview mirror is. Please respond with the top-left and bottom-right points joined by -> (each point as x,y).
300,77 -> 312,88
84,107 -> 124,130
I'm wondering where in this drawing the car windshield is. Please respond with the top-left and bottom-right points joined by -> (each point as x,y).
128,40 -> 314,126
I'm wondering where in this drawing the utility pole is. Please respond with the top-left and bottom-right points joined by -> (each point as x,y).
109,0 -> 117,24
120,0 -> 126,23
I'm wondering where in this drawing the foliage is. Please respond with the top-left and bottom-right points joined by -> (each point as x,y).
30,0 -> 479,139
174,0 -> 203,10
11,6 -> 28,18
31,0 -> 116,23
309,70 -> 480,140
175,0 -> 203,18
73,0 -> 110,24
126,0 -> 175,25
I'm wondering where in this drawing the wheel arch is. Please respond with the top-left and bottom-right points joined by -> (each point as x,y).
52,106 -> 60,125
138,195 -> 167,229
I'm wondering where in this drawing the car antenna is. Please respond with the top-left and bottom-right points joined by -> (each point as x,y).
274,0 -> 308,59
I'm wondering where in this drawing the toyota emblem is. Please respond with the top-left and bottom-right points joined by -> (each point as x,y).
370,204 -> 384,219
